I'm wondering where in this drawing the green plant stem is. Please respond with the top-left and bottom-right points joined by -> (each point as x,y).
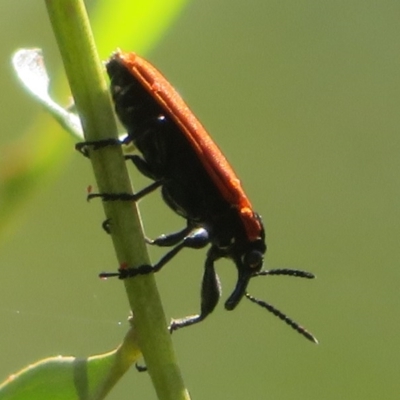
44,1 -> 190,399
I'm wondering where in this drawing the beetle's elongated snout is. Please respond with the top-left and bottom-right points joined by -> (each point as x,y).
225,271 -> 251,310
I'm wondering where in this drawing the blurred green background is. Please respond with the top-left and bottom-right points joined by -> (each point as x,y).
1,1 -> 399,399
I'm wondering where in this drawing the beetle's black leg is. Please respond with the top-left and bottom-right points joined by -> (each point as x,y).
100,229 -> 211,373
99,242 -> 185,279
99,228 -> 210,279
89,180 -> 161,235
147,223 -> 194,247
75,138 -> 126,157
135,363 -> 148,373
82,146 -> 161,234
102,218 -> 112,234
169,249 -> 221,332
88,180 -> 162,202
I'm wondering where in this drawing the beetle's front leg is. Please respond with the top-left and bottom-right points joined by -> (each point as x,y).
169,249 -> 221,332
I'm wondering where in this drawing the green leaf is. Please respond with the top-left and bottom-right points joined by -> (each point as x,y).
12,48 -> 83,140
0,328 -> 141,400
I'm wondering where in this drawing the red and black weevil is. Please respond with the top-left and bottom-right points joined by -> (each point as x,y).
78,51 -> 317,343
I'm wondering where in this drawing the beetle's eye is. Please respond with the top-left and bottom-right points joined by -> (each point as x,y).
243,250 -> 263,270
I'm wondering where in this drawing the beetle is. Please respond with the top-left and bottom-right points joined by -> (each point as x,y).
79,51 -> 317,343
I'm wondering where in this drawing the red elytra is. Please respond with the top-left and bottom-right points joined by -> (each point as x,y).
115,51 -> 262,242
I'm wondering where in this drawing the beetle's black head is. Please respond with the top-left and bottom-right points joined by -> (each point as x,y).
224,215 -> 266,310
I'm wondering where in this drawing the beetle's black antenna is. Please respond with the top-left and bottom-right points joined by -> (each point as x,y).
245,293 -> 318,344
254,268 -> 315,279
